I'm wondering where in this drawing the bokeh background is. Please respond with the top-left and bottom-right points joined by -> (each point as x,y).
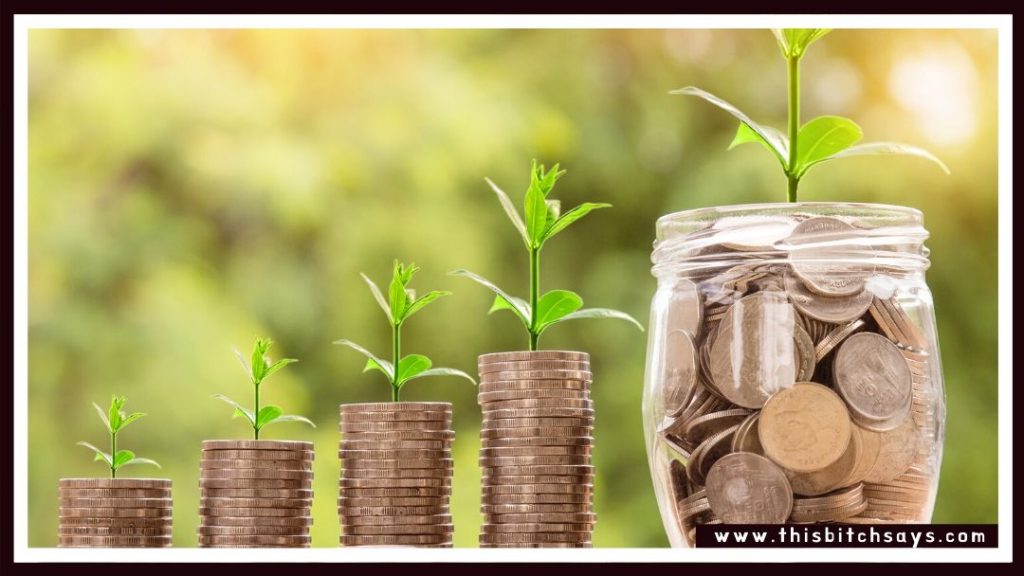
28,28 -> 998,547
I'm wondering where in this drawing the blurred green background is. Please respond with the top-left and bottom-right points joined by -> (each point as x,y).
28,29 -> 998,547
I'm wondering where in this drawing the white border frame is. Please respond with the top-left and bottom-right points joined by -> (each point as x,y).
12,14 -> 1013,563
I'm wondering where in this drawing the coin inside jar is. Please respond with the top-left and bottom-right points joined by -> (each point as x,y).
833,332 -> 913,429
759,382 -> 852,473
704,452 -> 793,524
663,330 -> 697,417
785,217 -> 873,297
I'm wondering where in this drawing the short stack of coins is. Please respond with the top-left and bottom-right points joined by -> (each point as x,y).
197,440 -> 314,548
651,215 -> 941,545
58,478 -> 172,547
338,402 -> 454,548
478,351 -> 596,548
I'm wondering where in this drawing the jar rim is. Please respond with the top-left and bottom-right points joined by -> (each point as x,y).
656,202 -> 923,231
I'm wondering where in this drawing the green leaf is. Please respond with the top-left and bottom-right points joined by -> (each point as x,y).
262,414 -> 316,428
92,402 -> 111,433
388,261 -> 418,324
535,290 -> 584,331
213,394 -> 255,427
488,294 -> 531,318
112,450 -> 135,470
542,202 -> 611,243
251,338 -> 272,383
449,269 -> 530,329
396,354 -> 432,386
262,358 -> 298,383
794,116 -> 863,177
119,457 -> 161,469
545,307 -> 645,331
233,347 -> 252,380
77,441 -> 112,466
823,142 -> 950,174
255,405 -> 284,430
524,163 -> 551,248
484,177 -> 529,248
672,87 -> 789,167
118,412 -> 146,431
402,290 -> 451,324
108,396 -> 125,432
401,367 -> 477,386
772,28 -> 831,59
728,123 -> 791,171
360,272 -> 394,325
333,339 -> 395,382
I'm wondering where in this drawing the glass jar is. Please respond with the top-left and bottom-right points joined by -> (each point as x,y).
641,203 -> 946,547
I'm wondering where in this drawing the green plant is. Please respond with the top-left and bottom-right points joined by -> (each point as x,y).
78,396 -> 160,478
214,337 -> 315,439
673,29 -> 949,202
452,161 -> 643,350
334,261 -> 476,402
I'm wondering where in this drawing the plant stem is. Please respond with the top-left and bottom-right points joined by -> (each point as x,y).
529,247 -> 540,351
392,322 -> 401,402
787,54 -> 801,203
110,430 -> 117,479
254,382 -> 260,440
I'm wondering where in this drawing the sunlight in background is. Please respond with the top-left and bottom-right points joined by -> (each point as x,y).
889,41 -> 979,147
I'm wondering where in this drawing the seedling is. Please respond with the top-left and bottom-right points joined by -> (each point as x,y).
78,395 -> 160,478
334,261 -> 476,402
215,337 -> 315,440
673,29 -> 948,202
452,161 -> 643,350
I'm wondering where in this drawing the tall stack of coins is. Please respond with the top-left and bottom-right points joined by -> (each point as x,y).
197,440 -> 314,547
338,402 -> 454,547
58,478 -> 172,547
647,214 -> 943,546
478,351 -> 595,548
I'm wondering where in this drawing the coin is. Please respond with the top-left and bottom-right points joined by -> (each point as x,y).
58,488 -> 171,499
340,477 -> 451,489
663,330 -> 698,417
198,506 -> 308,517
343,487 -> 452,499
58,524 -> 172,535
341,439 -> 450,451
814,319 -> 866,362
59,478 -> 172,489
340,457 -> 453,470
199,479 -> 311,489
339,496 -> 446,507
683,408 -> 750,446
340,410 -> 452,423
481,483 -> 593,495
480,522 -> 593,533
709,292 -> 797,409
480,445 -> 592,458
785,425 -> 859,496
481,436 -> 594,448
58,535 -> 171,547
760,383 -> 852,473
483,465 -> 595,477
341,534 -> 450,546
58,497 -> 173,508
340,430 -> 455,441
483,512 -> 596,524
197,525 -> 310,536
881,297 -> 928,350
786,217 -> 871,297
480,370 -> 593,383
201,469 -> 313,480
340,402 -> 452,413
200,516 -> 312,527
200,459 -> 313,470
199,497 -> 312,509
478,389 -> 591,403
58,516 -> 171,527
834,332 -> 912,427
345,524 -> 453,536
705,452 -> 793,523
479,380 -> 590,392
688,423 -> 740,486
480,455 -> 591,468
199,489 -> 313,501
482,475 -> 594,486
338,449 -> 449,460
198,534 -> 310,547
482,542 -> 591,548
202,440 -> 312,452
479,532 -> 592,544
342,514 -> 452,526
201,449 -> 313,461
59,508 -> 170,518
731,412 -> 764,455
480,427 -> 592,440
339,505 -> 449,516
861,419 -> 919,483
482,503 -> 588,514
482,417 -> 595,429
340,420 -> 453,432
481,398 -> 593,411
785,274 -> 873,324
479,351 -> 590,363
485,493 -> 592,505
341,468 -> 452,479
480,360 -> 592,374
664,278 -> 704,336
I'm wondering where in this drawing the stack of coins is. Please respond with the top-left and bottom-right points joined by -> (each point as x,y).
58,478 -> 173,547
651,215 -> 941,545
197,440 -> 314,548
338,402 -> 454,548
478,351 -> 595,548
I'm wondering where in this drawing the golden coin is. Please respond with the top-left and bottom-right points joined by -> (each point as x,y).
861,419 -> 919,483
479,532 -> 592,544
341,456 -> 452,468
480,360 -> 592,374
339,505 -> 449,516
57,525 -> 172,536
201,449 -> 313,461
345,524 -> 453,536
479,351 -> 590,363
481,503 -> 589,514
58,498 -> 172,508
481,475 -> 594,486
200,459 -> 313,470
705,452 -> 792,524
197,525 -> 310,536
339,420 -> 452,432
482,436 -> 594,448
480,445 -> 592,458
58,535 -> 171,547
760,382 -> 852,472
479,380 -> 590,393
483,465 -> 595,477
198,479 -> 311,489
340,430 -> 455,441
340,439 -> 450,451
58,516 -> 171,527
341,533 -> 449,546
58,478 -> 171,489
786,425 -> 859,496
199,497 -> 312,509
340,410 -> 452,423
709,292 -> 797,409
482,417 -> 594,429
343,486 -> 451,498
339,477 -> 450,489
481,398 -> 593,411
338,496 -> 447,507
484,493 -> 591,505
478,389 -> 591,403
479,522 -> 593,533
481,483 -> 593,495
480,370 -> 593,383
198,534 -> 310,547
198,506 -> 308,517
59,508 -> 170,518
483,512 -> 596,524
202,440 -> 312,452
480,455 -> 590,467
338,449 -> 449,461
342,514 -> 452,526
340,402 -> 452,413
341,468 -> 452,479
201,469 -> 313,481
59,488 -> 170,499
480,426 -> 592,439
200,516 -> 312,527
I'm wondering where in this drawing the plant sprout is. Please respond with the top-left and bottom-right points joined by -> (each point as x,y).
215,337 -> 315,440
673,29 -> 949,202
452,161 -> 643,350
78,395 -> 160,478
335,261 -> 476,402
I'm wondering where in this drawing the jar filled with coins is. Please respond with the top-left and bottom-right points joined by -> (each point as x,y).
641,203 -> 946,547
